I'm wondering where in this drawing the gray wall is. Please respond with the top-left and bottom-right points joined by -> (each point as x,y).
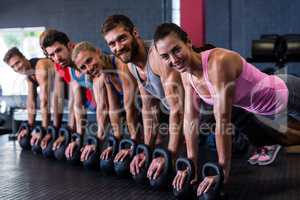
205,0 -> 300,73
0,0 -> 172,52
206,0 -> 300,56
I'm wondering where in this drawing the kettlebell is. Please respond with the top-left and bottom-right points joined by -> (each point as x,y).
149,147 -> 172,190
83,135 -> 100,170
100,135 -> 118,175
54,127 -> 71,161
173,158 -> 196,199
198,162 -> 224,200
132,144 -> 151,184
67,133 -> 83,165
31,126 -> 46,155
18,122 -> 32,150
42,125 -> 58,158
114,138 -> 136,177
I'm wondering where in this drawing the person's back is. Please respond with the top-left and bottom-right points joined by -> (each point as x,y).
193,48 -> 288,115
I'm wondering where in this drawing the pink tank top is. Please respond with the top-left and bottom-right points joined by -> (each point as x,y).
189,49 -> 289,115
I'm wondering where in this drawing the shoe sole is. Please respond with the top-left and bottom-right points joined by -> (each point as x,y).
248,159 -> 258,165
258,146 -> 281,166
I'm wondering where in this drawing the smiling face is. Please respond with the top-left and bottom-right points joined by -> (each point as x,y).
45,41 -> 72,67
155,33 -> 193,73
7,55 -> 30,74
73,49 -> 104,78
104,25 -> 139,63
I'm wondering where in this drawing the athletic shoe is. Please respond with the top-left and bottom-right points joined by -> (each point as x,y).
248,147 -> 261,165
257,145 -> 281,166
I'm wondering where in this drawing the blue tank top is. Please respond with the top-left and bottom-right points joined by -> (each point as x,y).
70,68 -> 96,111
70,68 -> 93,89
108,56 -> 123,99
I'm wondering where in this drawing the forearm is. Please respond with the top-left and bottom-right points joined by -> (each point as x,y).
184,117 -> 199,171
27,104 -> 36,126
142,107 -> 158,148
67,94 -> 76,131
108,109 -> 121,140
74,101 -> 86,135
72,82 -> 86,135
26,82 -> 36,126
215,119 -> 232,178
167,110 -> 182,158
125,107 -> 138,141
96,107 -> 108,140
40,98 -> 50,128
53,93 -> 63,128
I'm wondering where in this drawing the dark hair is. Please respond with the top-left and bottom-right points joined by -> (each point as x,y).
101,14 -> 135,35
154,23 -> 189,44
154,23 -> 215,52
3,47 -> 24,63
41,29 -> 70,49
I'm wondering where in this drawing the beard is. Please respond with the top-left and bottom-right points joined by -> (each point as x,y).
115,38 -> 139,63
58,57 -> 73,68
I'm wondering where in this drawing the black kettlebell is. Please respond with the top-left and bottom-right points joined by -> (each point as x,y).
83,135 -> 100,170
149,147 -> 172,190
42,125 -> 58,158
99,135 -> 118,175
132,144 -> 152,184
54,127 -> 71,161
173,158 -> 196,199
198,162 -> 224,200
31,126 -> 46,155
17,122 -> 32,150
67,133 -> 83,165
114,138 -> 136,177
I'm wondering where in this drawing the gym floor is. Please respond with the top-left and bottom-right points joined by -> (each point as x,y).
0,134 -> 299,200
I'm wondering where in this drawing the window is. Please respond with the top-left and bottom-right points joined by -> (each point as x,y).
172,0 -> 180,25
0,27 -> 45,95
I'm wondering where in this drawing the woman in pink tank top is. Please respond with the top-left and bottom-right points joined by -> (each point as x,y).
153,22 -> 300,198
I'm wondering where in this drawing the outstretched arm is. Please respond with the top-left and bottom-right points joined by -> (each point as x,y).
181,73 -> 201,175
36,59 -> 53,128
210,49 -> 242,182
53,72 -> 65,128
161,68 -> 184,158
26,79 -> 37,126
71,80 -> 86,134
117,60 -> 139,141
93,75 -> 109,140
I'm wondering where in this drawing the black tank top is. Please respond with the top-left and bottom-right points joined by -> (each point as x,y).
27,58 -> 40,86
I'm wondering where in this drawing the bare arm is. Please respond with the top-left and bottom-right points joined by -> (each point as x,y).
71,80 -> 86,134
67,82 -> 76,131
139,85 -> 160,148
117,61 -> 139,141
53,72 -> 65,128
209,49 -> 242,181
93,75 -> 109,140
26,79 -> 37,126
150,47 -> 184,157
181,73 -> 201,175
36,59 -> 53,128
161,69 -> 184,158
104,74 -> 122,140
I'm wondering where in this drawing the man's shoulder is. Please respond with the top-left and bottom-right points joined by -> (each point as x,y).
36,58 -> 53,68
